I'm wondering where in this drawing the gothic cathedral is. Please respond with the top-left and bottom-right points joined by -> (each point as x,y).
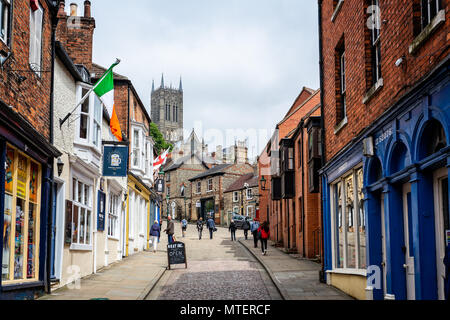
151,74 -> 184,145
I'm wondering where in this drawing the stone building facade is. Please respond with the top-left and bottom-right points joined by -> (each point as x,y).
161,154 -> 209,221
223,173 -> 260,226
189,163 -> 255,226
151,75 -> 184,145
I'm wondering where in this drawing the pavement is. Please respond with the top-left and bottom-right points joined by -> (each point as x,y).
39,230 -> 170,300
239,237 -> 353,300
38,221 -> 352,300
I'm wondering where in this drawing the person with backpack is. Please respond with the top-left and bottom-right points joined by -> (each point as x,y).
229,220 -> 237,241
242,218 -> 251,240
250,219 -> 260,248
257,221 -> 270,256
181,218 -> 188,238
197,217 -> 204,240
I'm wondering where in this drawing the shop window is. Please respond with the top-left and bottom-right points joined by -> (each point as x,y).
332,167 -> 367,270
71,178 -> 92,247
0,0 -> 11,46
108,194 -> 119,238
2,145 -> 41,282
129,190 -> 135,236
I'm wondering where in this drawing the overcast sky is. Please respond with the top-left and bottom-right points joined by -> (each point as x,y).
71,0 -> 319,159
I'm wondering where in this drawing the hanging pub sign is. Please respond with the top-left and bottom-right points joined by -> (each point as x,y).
156,179 -> 165,193
97,191 -> 106,231
103,145 -> 128,177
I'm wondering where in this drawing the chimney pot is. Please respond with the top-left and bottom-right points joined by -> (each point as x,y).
70,3 -> 77,17
84,1 -> 91,18
57,0 -> 66,17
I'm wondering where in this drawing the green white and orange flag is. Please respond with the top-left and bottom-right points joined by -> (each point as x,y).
93,59 -> 123,142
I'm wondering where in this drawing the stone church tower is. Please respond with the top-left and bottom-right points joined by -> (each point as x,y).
151,74 -> 184,145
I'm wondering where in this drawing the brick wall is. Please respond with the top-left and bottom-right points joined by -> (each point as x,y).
0,0 -> 54,141
321,0 -> 450,162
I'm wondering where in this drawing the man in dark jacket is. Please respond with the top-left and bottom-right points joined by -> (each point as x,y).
251,219 -> 260,248
243,218 -> 251,240
207,216 -> 216,240
164,216 -> 175,244
229,220 -> 237,241
197,217 -> 204,240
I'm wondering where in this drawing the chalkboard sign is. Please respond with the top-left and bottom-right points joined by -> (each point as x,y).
167,242 -> 187,270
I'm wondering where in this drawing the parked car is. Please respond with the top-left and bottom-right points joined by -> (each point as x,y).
232,214 -> 250,230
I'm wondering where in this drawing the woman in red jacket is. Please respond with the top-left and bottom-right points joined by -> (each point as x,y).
258,221 -> 270,256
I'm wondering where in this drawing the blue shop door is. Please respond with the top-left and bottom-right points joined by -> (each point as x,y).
50,183 -> 57,280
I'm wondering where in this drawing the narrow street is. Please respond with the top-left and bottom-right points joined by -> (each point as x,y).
147,222 -> 282,300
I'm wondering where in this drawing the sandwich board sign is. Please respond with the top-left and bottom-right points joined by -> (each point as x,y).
167,242 -> 187,270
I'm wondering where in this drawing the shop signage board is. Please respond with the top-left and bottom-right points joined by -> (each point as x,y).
103,146 -> 128,177
167,242 -> 187,270
97,191 -> 106,231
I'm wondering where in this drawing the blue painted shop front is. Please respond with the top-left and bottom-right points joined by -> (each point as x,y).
323,60 -> 449,300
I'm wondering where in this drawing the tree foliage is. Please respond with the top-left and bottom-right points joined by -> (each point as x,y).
150,123 -> 173,154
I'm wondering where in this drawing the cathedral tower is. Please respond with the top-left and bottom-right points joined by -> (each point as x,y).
151,74 -> 184,145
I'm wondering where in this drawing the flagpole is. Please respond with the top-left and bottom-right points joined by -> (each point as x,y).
59,59 -> 121,128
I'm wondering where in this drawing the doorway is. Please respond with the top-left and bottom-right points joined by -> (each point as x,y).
402,183 -> 415,300
50,180 -> 65,282
433,168 -> 449,300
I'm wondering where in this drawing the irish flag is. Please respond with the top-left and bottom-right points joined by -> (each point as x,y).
93,60 -> 123,142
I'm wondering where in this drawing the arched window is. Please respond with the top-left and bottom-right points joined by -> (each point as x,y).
418,119 -> 447,160
367,156 -> 383,185
389,142 -> 410,175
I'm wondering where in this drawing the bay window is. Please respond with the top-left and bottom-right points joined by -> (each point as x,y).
75,84 -> 103,150
71,178 -> 92,248
133,129 -> 140,168
2,145 -> 41,282
332,167 -> 366,271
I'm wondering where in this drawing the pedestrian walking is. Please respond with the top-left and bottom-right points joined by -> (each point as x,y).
164,216 -> 175,244
159,219 -> 163,243
258,221 -> 270,256
181,218 -> 188,238
229,220 -> 237,241
242,218 -> 251,240
207,216 -> 216,240
149,220 -> 161,253
251,219 -> 260,248
197,217 -> 204,240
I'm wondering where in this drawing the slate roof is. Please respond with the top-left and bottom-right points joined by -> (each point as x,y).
224,173 -> 259,193
189,164 -> 233,181
163,154 -> 208,172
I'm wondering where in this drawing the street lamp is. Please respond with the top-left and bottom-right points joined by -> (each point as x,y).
260,176 -> 267,191
166,194 -> 170,219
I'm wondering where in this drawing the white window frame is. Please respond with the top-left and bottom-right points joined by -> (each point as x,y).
132,128 -> 141,169
196,181 -> 201,194
0,0 -> 11,46
233,206 -> 240,214
71,177 -> 93,250
74,84 -> 103,152
422,0 -> 442,28
246,206 -> 254,218
29,2 -> 43,75
233,191 -> 239,203
107,193 -> 120,239
207,179 -> 213,192
246,188 -> 253,200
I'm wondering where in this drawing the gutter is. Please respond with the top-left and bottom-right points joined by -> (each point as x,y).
318,0 -> 327,283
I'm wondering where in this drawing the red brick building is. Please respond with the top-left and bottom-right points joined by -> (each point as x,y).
0,0 -> 61,299
319,0 -> 449,300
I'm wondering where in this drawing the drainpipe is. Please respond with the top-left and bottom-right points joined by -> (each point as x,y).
46,5 -> 58,294
318,0 -> 327,283
300,121 -> 306,258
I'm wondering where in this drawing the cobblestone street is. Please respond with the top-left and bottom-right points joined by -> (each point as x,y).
147,222 -> 282,300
